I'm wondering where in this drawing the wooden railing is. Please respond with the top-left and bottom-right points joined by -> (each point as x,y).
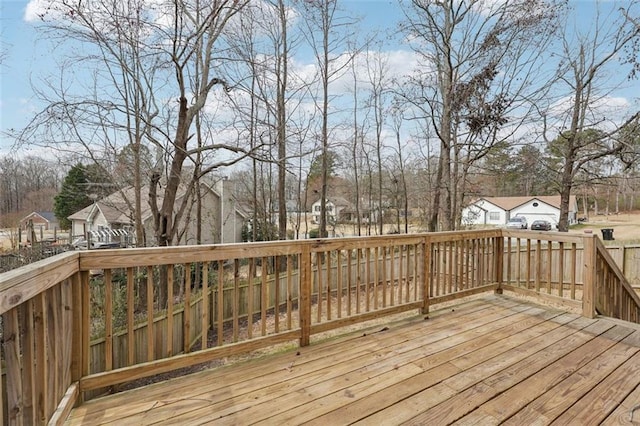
593,237 -> 640,323
0,252 -> 81,426
1,229 -> 638,425
500,230 -> 586,311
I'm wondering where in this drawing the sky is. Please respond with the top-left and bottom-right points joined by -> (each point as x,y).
1,0 -> 639,160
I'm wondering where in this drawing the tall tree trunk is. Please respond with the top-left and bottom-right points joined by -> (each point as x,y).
429,152 -> 444,232
319,7 -> 330,240
277,0 -> 288,241
156,97 -> 190,247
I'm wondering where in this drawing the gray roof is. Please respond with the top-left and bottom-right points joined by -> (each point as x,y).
36,211 -> 58,222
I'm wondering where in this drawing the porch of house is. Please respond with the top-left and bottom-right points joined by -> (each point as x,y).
3,229 -> 640,425
66,294 -> 640,425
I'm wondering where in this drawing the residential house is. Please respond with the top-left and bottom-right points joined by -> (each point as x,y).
68,180 -> 245,247
462,195 -> 578,228
21,211 -> 59,231
310,197 -> 354,225
339,206 -> 374,224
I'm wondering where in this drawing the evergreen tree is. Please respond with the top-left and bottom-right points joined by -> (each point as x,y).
54,164 -> 92,229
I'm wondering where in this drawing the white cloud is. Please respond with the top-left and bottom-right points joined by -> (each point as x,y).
549,95 -> 631,123
24,0 -> 64,22
24,0 -> 193,34
329,49 -> 421,94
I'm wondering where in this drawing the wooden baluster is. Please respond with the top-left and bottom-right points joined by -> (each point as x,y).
104,269 -> 113,371
558,242 -> 564,298
126,267 -> 135,365
356,249 -> 361,314
347,249 -> 353,315
317,252 -> 324,323
217,261 -> 224,347
337,250 -> 343,316
582,236 -> 596,319
166,265 -> 174,358
286,255 -> 293,329
381,247 -> 387,308
407,244 -> 413,299
373,247 -> 379,310
506,237 -> 512,286
5,307 -> 23,425
398,245 -> 404,300
146,266 -> 154,362
422,237 -> 431,315
412,244 -> 418,301
247,259 -> 254,339
32,292 -> 46,422
327,251 -> 333,319
389,245 -> 395,306
300,246 -> 312,347
21,298 -> 35,424
201,262 -> 209,349
547,241 -> 552,294
261,257 -> 268,335
184,263 -> 191,354
233,260 -> 239,343
365,247 -> 371,312
526,239 -> 532,289
275,258 -> 280,333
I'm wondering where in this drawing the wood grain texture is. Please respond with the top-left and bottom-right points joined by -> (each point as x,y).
65,295 -> 640,426
0,252 -> 78,314
3,229 -> 640,425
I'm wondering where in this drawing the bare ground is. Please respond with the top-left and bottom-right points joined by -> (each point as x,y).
569,212 -> 640,242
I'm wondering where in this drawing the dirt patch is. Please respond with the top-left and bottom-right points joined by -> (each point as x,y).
570,212 -> 640,242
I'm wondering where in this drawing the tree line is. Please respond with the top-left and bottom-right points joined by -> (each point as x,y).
3,0 -> 640,243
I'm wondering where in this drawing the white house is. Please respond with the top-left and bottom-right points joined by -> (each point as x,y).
68,180 -> 245,247
310,197 -> 353,225
462,195 -> 578,228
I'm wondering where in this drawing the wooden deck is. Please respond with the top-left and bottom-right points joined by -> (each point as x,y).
65,294 -> 640,425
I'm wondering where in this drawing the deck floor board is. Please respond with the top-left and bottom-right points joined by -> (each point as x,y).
65,295 -> 640,425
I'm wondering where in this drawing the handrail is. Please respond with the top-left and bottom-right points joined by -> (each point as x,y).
1,228 -> 639,425
0,251 -> 78,315
593,237 -> 640,322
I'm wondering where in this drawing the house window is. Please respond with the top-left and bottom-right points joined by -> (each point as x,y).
314,206 -> 321,212
489,212 -> 500,221
533,202 -> 539,207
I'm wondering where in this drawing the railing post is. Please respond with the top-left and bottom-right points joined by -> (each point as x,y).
0,345 -> 3,425
421,236 -> 431,316
495,233 -> 504,294
4,307 -> 22,424
71,270 -> 90,403
299,244 -> 312,347
582,235 -> 596,319
70,272 -> 82,381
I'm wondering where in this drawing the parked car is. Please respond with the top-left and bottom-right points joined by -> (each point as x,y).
531,220 -> 553,231
506,216 -> 528,229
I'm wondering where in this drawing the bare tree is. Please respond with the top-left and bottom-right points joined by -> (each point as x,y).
363,48 -> 391,235
148,0 -> 251,247
541,1 -> 640,231
0,156 -> 62,223
389,104 -> 410,233
224,1 -> 317,241
345,45 -> 368,236
298,0 -> 358,238
400,0 -> 566,230
17,0 -> 254,248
